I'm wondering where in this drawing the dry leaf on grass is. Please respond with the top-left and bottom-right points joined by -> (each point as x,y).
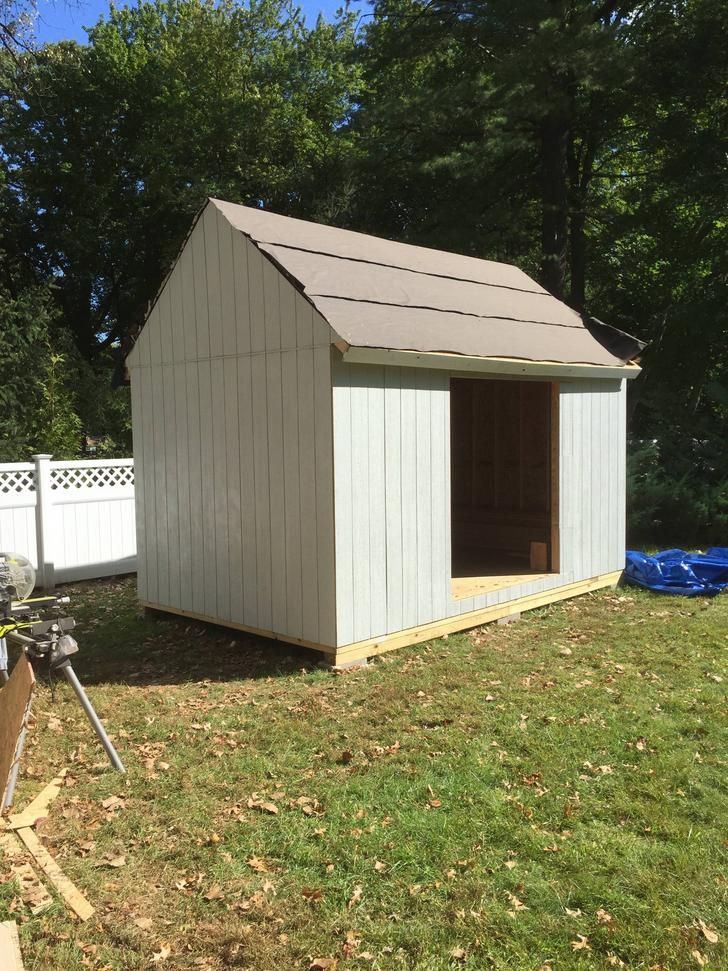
247,797 -> 279,815
246,856 -> 269,873
310,959 -> 337,970
596,908 -> 614,924
152,943 -> 172,963
347,885 -> 363,909
691,951 -> 708,967
695,919 -> 719,944
571,935 -> 591,951
96,854 -> 127,869
134,917 -> 153,931
302,887 -> 323,902
450,946 -> 467,961
203,884 -> 224,901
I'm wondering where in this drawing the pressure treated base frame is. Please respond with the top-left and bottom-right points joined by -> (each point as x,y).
141,570 -> 622,667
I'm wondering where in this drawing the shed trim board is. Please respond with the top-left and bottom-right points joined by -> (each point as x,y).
128,199 -> 636,663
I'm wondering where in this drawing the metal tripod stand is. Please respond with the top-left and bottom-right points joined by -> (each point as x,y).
1,614 -> 125,811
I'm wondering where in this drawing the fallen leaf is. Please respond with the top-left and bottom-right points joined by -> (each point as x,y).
596,908 -> 614,924
310,959 -> 337,970
571,935 -> 591,952
374,861 -> 387,873
347,884 -> 363,909
691,951 -> 708,967
247,798 -> 279,815
246,856 -> 269,873
204,884 -> 224,901
302,887 -> 323,902
505,892 -> 527,912
96,854 -> 126,869
450,946 -> 467,961
696,919 -> 719,944
134,917 -> 153,931
152,944 -> 172,963
565,907 -> 582,917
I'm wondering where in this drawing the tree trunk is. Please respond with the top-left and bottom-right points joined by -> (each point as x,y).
569,207 -> 586,311
539,119 -> 570,300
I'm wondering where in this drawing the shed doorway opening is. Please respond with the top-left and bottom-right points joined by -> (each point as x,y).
450,377 -> 559,599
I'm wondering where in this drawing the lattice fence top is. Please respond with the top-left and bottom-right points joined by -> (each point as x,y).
51,464 -> 135,491
0,467 -> 36,496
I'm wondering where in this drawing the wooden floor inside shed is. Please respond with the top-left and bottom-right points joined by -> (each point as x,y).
450,551 -> 550,599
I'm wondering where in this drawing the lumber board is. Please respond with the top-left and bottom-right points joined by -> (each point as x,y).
0,920 -> 24,970
9,769 -> 68,830
0,833 -> 53,915
0,655 -> 35,808
144,571 -> 622,666
15,827 -> 94,922
332,570 -> 623,663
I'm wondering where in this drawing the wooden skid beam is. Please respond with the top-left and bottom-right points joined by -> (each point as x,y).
14,827 -> 94,922
332,570 -> 623,664
143,571 -> 622,666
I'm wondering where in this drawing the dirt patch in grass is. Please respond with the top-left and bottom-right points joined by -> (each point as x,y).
1,578 -> 726,969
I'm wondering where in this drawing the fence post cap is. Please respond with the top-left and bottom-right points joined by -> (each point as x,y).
31,454 -> 53,461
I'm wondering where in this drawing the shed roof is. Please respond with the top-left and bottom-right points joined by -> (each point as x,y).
210,199 -> 642,371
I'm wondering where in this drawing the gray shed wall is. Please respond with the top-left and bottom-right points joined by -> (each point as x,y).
332,360 -> 626,648
129,204 -> 338,646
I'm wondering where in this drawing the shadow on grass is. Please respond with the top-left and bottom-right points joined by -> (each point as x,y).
14,577 -> 322,688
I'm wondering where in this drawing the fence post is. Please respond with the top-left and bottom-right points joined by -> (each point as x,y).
32,454 -> 54,591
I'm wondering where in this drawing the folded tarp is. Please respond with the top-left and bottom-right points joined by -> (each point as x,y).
625,548 -> 728,596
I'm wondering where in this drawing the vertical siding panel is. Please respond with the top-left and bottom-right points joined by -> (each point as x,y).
298,347 -> 319,643
384,367 -> 403,634
162,363 -> 180,608
192,224 -> 210,361
198,360 -> 217,616
332,362 -> 354,646
238,355 -> 257,626
350,366 -> 371,642
282,349 -> 303,638
131,373 -> 147,601
430,372 -> 449,621
151,358 -> 168,606
181,246 -> 197,364
314,347 -> 336,646
263,260 -> 281,352
415,369 -> 433,624
618,381 -> 627,567
233,231 -> 252,356
247,246 -> 266,354
368,368 -> 387,637
400,369 -> 418,630
174,362 -> 192,610
251,355 -> 272,630
211,357 -> 230,621
279,273 -> 297,350
187,360 -> 204,616
204,207 -> 223,359
219,217 -> 238,358
267,353 -> 286,634
224,355 -> 243,623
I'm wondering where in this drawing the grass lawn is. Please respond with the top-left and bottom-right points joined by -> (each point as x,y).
1,578 -> 726,970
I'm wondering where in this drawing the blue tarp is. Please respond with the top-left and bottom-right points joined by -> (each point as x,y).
624,548 -> 728,596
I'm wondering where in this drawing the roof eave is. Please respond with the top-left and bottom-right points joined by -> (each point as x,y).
341,346 -> 642,380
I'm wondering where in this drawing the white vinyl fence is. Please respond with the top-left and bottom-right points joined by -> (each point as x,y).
0,454 -> 136,588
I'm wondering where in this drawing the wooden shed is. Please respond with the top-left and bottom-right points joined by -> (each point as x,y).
126,198 -> 642,666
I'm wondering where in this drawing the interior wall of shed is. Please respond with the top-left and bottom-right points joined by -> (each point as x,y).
450,377 -> 556,582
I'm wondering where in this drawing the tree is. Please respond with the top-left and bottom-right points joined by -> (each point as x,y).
1,0 -> 360,359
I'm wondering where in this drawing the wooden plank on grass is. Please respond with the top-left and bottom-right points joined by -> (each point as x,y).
0,920 -> 24,970
0,833 -> 53,915
15,827 -> 94,922
0,655 -> 35,806
9,769 -> 68,830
